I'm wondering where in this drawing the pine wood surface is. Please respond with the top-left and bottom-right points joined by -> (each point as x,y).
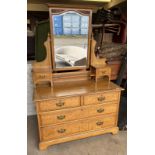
39,127 -> 119,150
38,103 -> 118,126
40,114 -> 116,141
34,80 -> 122,101
33,80 -> 122,150
32,4 -> 124,150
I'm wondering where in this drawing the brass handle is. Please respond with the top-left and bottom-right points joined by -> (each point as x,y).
96,121 -> 103,126
98,96 -> 105,102
57,129 -> 66,133
97,108 -> 104,113
56,101 -> 65,107
57,115 -> 66,120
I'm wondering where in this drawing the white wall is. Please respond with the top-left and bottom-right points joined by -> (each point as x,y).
27,62 -> 36,116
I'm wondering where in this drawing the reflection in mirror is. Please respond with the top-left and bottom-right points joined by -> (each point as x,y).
52,11 -> 89,68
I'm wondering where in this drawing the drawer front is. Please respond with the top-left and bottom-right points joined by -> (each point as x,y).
39,107 -> 86,126
41,114 -> 116,141
97,68 -> 111,76
87,103 -> 118,117
84,92 -> 119,105
41,122 -> 81,141
88,115 -> 116,131
33,73 -> 51,81
37,96 -> 80,112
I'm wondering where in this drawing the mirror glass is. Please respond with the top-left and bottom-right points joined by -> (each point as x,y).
52,11 -> 89,68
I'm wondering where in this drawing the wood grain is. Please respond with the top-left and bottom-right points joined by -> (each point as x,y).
32,5 -> 123,151
37,96 -> 80,112
40,114 -> 116,142
38,102 -> 118,126
34,80 -> 122,101
39,127 -> 119,150
83,92 -> 119,105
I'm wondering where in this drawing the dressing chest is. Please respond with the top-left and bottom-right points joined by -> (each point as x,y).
32,4 -> 123,150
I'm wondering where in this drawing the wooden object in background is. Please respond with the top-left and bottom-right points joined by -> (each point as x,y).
107,60 -> 127,80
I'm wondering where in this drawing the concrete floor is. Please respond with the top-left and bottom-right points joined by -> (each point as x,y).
27,116 -> 127,155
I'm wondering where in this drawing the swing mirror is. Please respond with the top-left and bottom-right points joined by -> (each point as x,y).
50,8 -> 91,71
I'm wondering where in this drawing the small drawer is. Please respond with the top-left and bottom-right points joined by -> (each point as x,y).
84,92 -> 119,105
88,115 -> 116,131
37,96 -> 80,112
41,121 -> 81,141
97,68 -> 111,76
33,73 -> 51,82
87,103 -> 118,117
39,107 -> 86,126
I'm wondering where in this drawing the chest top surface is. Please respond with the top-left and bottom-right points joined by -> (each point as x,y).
34,80 -> 122,101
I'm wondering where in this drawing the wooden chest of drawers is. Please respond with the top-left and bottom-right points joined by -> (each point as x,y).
34,80 -> 122,150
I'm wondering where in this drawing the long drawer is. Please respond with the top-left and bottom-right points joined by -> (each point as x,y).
41,121 -> 81,141
39,103 -> 118,126
41,114 -> 116,141
37,96 -> 80,112
39,108 -> 83,126
83,92 -> 119,105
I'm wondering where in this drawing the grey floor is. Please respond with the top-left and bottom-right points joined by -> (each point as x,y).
27,116 -> 127,155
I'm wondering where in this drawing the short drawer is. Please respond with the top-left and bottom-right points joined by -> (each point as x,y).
87,103 -> 118,117
37,96 -> 80,112
33,73 -> 51,81
83,92 -> 119,105
97,68 -> 111,76
41,121 -> 81,141
88,115 -> 116,131
39,107 -> 86,126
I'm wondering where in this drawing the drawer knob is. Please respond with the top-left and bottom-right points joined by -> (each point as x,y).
57,128 -> 66,133
96,121 -> 104,126
56,101 -> 65,107
98,96 -> 105,102
102,71 -> 106,74
57,115 -> 66,120
97,108 -> 104,113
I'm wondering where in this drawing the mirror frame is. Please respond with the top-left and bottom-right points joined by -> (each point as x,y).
49,7 -> 92,71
